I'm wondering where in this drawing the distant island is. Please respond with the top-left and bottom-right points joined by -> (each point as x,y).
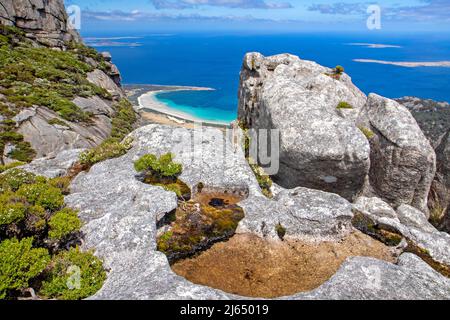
354,59 -> 450,68
347,43 -> 402,49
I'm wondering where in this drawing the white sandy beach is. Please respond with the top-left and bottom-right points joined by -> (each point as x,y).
137,86 -> 230,126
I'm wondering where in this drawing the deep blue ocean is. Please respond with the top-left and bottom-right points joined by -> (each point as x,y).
82,32 -> 450,123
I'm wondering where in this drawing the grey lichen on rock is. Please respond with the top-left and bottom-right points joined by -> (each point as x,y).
0,0 -> 81,48
58,124 -> 450,299
358,94 -> 436,214
238,52 -> 370,201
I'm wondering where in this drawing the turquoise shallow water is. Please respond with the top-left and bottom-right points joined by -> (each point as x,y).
84,32 -> 450,123
155,90 -> 237,123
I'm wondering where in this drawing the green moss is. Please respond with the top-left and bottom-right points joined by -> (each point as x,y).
275,223 -> 287,240
79,137 -> 133,167
336,101 -> 354,109
157,231 -> 174,253
0,237 -> 50,299
39,247 -> 106,300
48,208 -> 82,240
358,126 -> 375,140
249,161 -> 273,198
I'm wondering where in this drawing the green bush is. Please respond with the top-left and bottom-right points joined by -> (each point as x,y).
336,101 -> 354,109
0,196 -> 26,226
79,137 -> 133,167
0,237 -> 50,299
134,153 -> 183,179
0,168 -> 38,192
0,161 -> 24,173
40,247 -> 106,300
48,208 -> 82,240
111,99 -> 137,140
335,65 -> 345,75
17,183 -> 64,211
0,26 -> 109,123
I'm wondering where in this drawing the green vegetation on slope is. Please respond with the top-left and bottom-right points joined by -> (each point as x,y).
0,169 -> 106,300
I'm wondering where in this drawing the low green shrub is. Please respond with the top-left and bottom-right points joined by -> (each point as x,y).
335,65 -> 345,75
79,137 -> 133,167
275,223 -> 287,240
40,247 -> 106,300
336,101 -> 354,109
17,183 -> 64,211
0,161 -> 24,173
134,153 -> 182,179
48,208 -> 82,240
111,99 -> 137,140
0,237 -> 50,299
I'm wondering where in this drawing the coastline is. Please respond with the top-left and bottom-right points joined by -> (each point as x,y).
124,84 -> 231,128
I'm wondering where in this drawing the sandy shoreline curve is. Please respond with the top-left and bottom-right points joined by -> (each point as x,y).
135,85 -> 231,126
354,59 -> 450,68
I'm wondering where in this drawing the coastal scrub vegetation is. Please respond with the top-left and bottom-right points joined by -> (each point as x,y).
0,169 -> 106,300
134,153 -> 189,198
0,25 -> 110,122
0,25 -> 119,165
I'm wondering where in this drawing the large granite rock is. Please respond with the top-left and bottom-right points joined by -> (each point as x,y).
358,94 -> 436,214
56,124 -> 450,299
397,97 -> 450,232
18,148 -> 84,178
15,104 -> 112,158
354,197 -> 450,268
238,53 -> 370,201
0,0 -> 81,47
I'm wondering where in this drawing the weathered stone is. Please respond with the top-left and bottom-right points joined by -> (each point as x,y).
358,94 -> 436,214
238,53 -> 370,200
60,124 -> 450,299
16,106 -> 111,158
87,69 -> 124,99
19,148 -> 84,178
0,0 -> 81,48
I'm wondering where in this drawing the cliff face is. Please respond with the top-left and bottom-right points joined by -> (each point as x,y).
0,0 -> 136,162
238,53 -> 436,214
0,0 -> 80,47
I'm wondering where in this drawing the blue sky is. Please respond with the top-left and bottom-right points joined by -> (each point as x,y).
65,0 -> 450,33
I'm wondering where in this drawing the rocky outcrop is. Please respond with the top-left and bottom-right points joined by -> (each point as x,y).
238,53 -> 370,201
19,148 -> 84,178
87,69 -> 124,100
354,197 -> 450,269
358,94 -> 436,215
0,0 -> 81,47
15,103 -> 112,158
19,124 -> 449,300
397,97 -> 450,232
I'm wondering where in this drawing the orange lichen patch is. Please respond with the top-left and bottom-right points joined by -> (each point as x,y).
172,232 -> 395,298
